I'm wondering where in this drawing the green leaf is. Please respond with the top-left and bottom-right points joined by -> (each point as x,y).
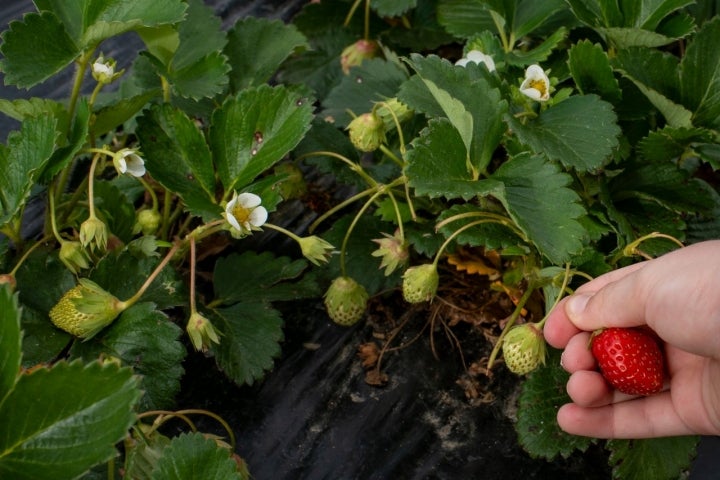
608,436 -> 699,480
609,161 -> 717,214
628,0 -> 694,30
372,0 -> 418,16
400,54 -> 507,173
504,27 -> 569,66
210,85 -> 314,193
0,361 -> 140,480
212,302 -> 283,386
151,432 -> 242,480
0,285 -> 21,401
516,349 -> 594,460
167,51 -> 230,101
405,118 -> 504,200
492,154 -> 587,264
41,99 -> 90,183
70,303 -> 186,411
19,306 -> 71,367
0,98 -> 67,123
92,91 -> 160,137
171,0 -> 225,69
600,26 -> 683,48
322,58 -> 409,127
136,103 -> 219,219
680,16 -> 720,129
567,40 -> 621,103
638,126 -> 714,162
94,180 -> 137,244
213,251 -> 317,306
436,0 -> 497,39
613,47 -> 692,128
225,17 -> 309,91
507,95 -> 620,171
419,78 -> 474,155
0,115 -> 57,227
0,12 -> 79,88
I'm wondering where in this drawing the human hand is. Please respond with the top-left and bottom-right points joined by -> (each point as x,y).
544,240 -> 720,439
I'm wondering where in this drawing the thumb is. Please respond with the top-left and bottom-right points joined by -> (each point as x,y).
564,270 -> 650,332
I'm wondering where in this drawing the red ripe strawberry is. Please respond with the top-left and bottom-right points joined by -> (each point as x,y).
590,327 -> 665,396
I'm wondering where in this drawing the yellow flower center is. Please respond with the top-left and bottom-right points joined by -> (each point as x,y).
232,204 -> 252,225
528,79 -> 547,96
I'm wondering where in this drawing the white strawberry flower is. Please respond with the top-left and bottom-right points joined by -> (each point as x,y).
224,191 -> 268,236
520,64 -> 550,102
113,148 -> 146,177
455,49 -> 496,72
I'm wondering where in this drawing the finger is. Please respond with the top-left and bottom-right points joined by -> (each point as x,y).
557,392 -> 695,439
565,370 -> 633,407
544,297 -> 581,349
573,261 -> 646,295
559,332 -> 594,372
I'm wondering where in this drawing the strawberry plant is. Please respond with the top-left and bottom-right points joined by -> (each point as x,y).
0,0 -> 719,478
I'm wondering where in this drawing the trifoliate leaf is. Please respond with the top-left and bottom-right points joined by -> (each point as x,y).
136,103 -> 219,220
210,84 -> 314,193
516,349 -> 594,460
567,40 -> 621,103
0,360 -> 140,480
172,0 -> 225,70
492,154 -> 587,264
608,437 -> 699,480
151,432 -> 243,480
212,302 -> 283,386
322,58 -> 409,127
0,285 -> 21,401
507,94 -> 620,172
405,118 -> 505,200
680,16 -> 720,129
70,303 -> 185,411
0,115 -> 57,228
418,78 -> 473,157
212,251 -> 318,306
0,12 -> 78,88
225,17 -> 308,92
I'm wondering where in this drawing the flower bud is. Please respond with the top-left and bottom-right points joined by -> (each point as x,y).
340,39 -> 379,74
91,54 -> 118,85
59,240 -> 91,274
296,235 -> 335,266
49,279 -> 126,340
113,148 -> 146,177
502,323 -> 547,375
347,112 -> 385,152
134,209 -> 162,236
79,216 -> 109,252
323,276 -> 369,326
374,98 -> 413,131
186,311 -> 221,352
402,264 -> 439,303
371,230 -> 409,276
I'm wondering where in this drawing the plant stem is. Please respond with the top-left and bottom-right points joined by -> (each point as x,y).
121,241 -> 180,308
296,150 -> 378,187
339,187 -> 385,277
431,219 -> 501,268
189,236 -> 197,314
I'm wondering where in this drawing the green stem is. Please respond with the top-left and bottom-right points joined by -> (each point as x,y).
296,150 -> 378,187
8,235 -> 52,277
263,222 -> 302,243
343,0 -> 363,27
536,262 -> 572,330
431,219 -> 502,268
308,185 -> 378,233
339,188 -> 386,277
435,210 -> 528,243
384,188 -> 405,242
363,0 -> 371,40
379,144 -> 404,168
86,153 -> 102,219
121,241 -> 181,308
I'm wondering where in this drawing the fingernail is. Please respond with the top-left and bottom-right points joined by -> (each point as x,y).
566,293 -> 590,321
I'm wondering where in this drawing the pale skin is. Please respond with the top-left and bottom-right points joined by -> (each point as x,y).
544,240 -> 720,439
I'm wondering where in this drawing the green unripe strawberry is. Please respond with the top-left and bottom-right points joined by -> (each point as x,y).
49,279 -> 127,340
324,276 -> 369,326
402,264 -> 439,303
347,112 -> 386,152
502,323 -> 547,375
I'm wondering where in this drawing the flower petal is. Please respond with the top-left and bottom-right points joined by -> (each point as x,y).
237,192 -> 262,208
248,206 -> 268,227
